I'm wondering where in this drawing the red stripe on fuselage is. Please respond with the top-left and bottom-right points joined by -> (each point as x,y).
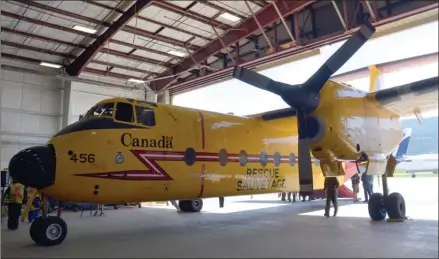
76,150 -> 317,181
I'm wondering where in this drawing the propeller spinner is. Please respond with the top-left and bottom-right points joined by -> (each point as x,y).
232,22 -> 376,192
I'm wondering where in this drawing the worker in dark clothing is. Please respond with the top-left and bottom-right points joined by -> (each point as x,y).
351,173 -> 361,202
286,192 -> 292,202
280,192 -> 286,201
292,192 -> 298,202
7,179 -> 25,230
361,173 -> 373,202
324,177 -> 340,217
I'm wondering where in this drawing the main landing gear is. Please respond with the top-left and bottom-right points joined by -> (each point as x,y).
178,199 -> 203,213
360,156 -> 406,221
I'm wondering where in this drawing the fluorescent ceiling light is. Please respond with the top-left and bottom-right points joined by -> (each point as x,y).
40,62 -> 62,68
73,25 -> 97,34
219,12 -> 240,22
128,78 -> 145,84
168,50 -> 187,57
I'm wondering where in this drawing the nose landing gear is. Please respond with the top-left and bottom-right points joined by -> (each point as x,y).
30,216 -> 67,246
27,194 -> 68,246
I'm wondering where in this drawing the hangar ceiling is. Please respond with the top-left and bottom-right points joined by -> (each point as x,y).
1,0 -> 438,95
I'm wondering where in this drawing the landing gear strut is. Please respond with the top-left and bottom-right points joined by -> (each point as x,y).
366,156 -> 406,221
28,194 -> 68,246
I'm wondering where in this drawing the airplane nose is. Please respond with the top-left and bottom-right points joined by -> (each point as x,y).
8,145 -> 56,189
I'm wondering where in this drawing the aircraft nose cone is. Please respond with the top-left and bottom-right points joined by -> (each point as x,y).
8,145 -> 56,189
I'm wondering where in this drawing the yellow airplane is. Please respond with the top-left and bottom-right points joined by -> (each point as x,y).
8,22 -> 438,246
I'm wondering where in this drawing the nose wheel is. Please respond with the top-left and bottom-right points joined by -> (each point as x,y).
30,216 -> 67,246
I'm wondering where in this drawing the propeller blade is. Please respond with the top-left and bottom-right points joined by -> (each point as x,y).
297,110 -> 314,192
232,66 -> 288,95
303,22 -> 376,92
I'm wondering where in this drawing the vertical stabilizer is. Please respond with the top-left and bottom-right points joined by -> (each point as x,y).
368,65 -> 384,92
393,128 -> 412,161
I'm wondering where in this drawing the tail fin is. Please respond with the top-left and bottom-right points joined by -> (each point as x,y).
368,65 -> 384,92
393,128 -> 412,161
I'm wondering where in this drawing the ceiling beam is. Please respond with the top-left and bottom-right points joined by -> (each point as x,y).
150,0 -> 314,91
8,0 -> 199,50
1,27 -> 87,49
152,1 -> 232,30
1,11 -> 183,60
196,1 -> 247,20
2,41 -> 161,76
1,53 -> 144,81
2,40 -> 75,59
87,0 -> 214,42
64,1 -> 154,76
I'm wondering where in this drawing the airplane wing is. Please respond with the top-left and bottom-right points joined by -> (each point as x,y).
370,76 -> 438,118
245,107 -> 297,120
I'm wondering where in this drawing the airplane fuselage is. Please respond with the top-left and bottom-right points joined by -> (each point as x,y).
38,81 -> 403,204
397,154 -> 439,174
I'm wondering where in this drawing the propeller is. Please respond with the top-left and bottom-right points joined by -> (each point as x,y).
232,22 -> 376,192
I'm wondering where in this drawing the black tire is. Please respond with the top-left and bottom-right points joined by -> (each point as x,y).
30,216 -> 67,246
179,199 -> 203,213
368,193 -> 387,221
385,192 -> 406,219
178,200 -> 190,212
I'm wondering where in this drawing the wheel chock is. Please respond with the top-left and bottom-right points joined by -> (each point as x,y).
387,216 -> 411,222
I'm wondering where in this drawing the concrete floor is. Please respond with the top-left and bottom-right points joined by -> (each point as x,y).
2,178 -> 438,258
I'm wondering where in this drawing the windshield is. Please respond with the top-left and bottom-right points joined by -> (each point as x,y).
84,102 -> 115,118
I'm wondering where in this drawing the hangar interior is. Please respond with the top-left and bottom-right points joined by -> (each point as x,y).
1,0 -> 438,258
1,0 -> 437,169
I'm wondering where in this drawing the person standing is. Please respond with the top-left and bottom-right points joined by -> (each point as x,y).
351,173 -> 361,202
7,179 -> 25,230
324,177 -> 340,217
26,187 -> 41,222
362,173 -> 373,202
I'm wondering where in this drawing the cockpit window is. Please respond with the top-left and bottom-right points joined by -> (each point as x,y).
135,106 -> 156,126
115,102 -> 134,123
85,102 -> 114,118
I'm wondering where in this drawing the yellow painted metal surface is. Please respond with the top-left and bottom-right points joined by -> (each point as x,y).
38,80 -> 403,204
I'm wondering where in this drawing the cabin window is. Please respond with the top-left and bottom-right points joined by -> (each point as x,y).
219,149 -> 228,166
273,152 -> 281,167
239,150 -> 248,166
135,106 -> 156,126
114,102 -> 134,123
289,153 -> 296,167
86,102 -> 114,118
259,151 -> 268,167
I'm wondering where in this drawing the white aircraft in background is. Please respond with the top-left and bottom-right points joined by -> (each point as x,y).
394,128 -> 438,177
397,153 -> 438,177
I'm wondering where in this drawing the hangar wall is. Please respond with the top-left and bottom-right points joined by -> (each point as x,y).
69,82 -> 145,125
0,69 -> 63,169
0,67 -> 146,170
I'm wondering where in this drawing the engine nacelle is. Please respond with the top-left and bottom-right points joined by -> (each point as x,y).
309,81 -> 368,165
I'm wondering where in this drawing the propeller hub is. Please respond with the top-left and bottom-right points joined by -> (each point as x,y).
280,87 -> 320,114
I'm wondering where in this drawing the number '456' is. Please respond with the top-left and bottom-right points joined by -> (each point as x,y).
70,153 -> 95,163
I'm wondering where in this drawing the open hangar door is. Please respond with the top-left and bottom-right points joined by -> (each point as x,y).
0,69 -> 63,170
